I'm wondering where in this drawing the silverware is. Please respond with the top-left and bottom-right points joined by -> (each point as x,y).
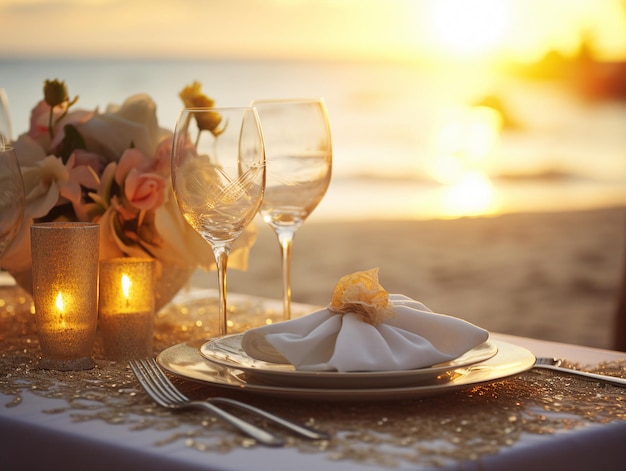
129,358 -> 283,446
129,358 -> 330,445
206,396 -> 330,441
533,357 -> 626,387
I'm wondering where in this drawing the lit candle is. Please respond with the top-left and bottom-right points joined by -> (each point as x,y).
31,222 -> 100,371
121,274 -> 131,307
99,258 -> 155,360
55,292 -> 68,329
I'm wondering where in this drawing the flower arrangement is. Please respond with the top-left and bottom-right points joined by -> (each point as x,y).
2,79 -> 256,296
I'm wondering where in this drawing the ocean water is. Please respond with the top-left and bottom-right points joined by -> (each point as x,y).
1,58 -> 624,221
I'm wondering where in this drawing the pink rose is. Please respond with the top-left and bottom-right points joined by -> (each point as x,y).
115,148 -> 152,184
28,100 -> 53,141
153,136 -> 173,176
124,168 -> 165,211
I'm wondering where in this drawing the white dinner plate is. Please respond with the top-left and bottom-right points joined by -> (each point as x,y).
158,339 -> 535,401
199,334 -> 499,389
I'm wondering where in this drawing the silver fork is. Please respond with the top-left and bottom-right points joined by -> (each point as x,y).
129,358 -> 283,446
534,357 -> 626,387
129,359 -> 330,444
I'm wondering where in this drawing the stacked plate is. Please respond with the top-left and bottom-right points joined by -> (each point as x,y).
157,334 -> 535,401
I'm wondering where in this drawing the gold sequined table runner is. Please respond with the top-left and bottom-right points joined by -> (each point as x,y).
1,284 -> 625,471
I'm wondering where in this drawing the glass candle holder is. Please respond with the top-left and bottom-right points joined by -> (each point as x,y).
99,257 -> 155,360
31,222 -> 100,371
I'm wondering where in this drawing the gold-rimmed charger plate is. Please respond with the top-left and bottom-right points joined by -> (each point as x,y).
199,334 -> 499,389
157,339 -> 535,401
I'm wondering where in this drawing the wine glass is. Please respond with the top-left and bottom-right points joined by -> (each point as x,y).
0,88 -> 13,148
251,99 -> 332,320
0,147 -> 25,262
0,90 -> 24,286
171,107 -> 266,336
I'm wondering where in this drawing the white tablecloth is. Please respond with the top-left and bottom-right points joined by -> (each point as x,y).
2,332 -> 625,471
1,287 -> 625,471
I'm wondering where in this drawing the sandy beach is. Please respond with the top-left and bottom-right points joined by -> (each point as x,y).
191,206 -> 625,350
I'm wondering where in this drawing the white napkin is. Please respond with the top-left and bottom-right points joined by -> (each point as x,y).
242,293 -> 489,372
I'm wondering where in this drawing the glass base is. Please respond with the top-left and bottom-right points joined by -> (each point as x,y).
39,356 -> 95,371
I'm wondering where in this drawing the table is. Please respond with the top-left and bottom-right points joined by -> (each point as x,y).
1,284 -> 625,471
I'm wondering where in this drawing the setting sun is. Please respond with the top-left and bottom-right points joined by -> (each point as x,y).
429,0 -> 513,58
0,0 -> 624,62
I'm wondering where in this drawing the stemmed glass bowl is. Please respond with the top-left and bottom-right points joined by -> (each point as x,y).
0,146 -> 25,263
0,88 -> 13,148
171,107 -> 266,336
0,88 -> 25,267
251,99 -> 332,320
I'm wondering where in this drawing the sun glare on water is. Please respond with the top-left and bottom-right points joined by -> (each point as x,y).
440,171 -> 498,218
425,104 -> 504,217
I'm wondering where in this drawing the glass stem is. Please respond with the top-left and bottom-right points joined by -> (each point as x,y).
212,244 -> 231,337
277,229 -> 296,321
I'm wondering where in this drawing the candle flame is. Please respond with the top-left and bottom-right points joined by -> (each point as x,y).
121,274 -> 131,300
55,292 -> 64,312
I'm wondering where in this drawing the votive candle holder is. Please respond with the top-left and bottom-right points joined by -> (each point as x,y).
99,257 -> 156,360
31,222 -> 100,371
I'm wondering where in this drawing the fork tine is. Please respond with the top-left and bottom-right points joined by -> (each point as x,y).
145,358 -> 330,440
130,358 -> 285,446
136,359 -> 180,403
133,359 -> 187,407
129,360 -> 170,408
143,359 -> 189,402
141,359 -> 190,406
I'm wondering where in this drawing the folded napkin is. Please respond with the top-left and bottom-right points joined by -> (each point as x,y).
242,268 -> 489,372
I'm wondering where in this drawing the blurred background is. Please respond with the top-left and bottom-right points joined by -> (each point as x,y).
1,0 -> 624,348
1,0 -> 624,221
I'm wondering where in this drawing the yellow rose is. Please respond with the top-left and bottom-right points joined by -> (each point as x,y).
179,81 -> 215,108
179,82 -> 223,135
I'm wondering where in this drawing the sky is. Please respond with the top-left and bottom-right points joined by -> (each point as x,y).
0,0 -> 625,64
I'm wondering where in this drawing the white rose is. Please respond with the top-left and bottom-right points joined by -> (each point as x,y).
75,94 -> 171,162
